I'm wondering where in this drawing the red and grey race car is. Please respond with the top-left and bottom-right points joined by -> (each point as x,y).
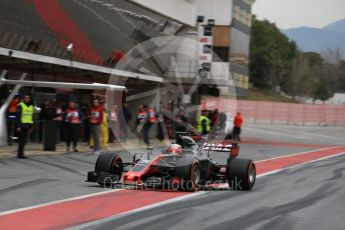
86,136 -> 256,191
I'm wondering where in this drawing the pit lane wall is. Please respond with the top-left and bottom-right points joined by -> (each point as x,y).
203,97 -> 345,126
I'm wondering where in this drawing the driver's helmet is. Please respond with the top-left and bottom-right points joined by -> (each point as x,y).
167,144 -> 183,155
176,136 -> 196,148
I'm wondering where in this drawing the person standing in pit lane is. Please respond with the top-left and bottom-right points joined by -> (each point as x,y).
16,94 -> 34,159
65,101 -> 83,153
233,112 -> 244,141
89,99 -> 104,154
142,105 -> 155,147
197,110 -> 211,136
136,104 -> 145,145
99,101 -> 109,150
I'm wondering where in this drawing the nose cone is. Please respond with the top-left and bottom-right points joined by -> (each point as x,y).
124,174 -> 139,183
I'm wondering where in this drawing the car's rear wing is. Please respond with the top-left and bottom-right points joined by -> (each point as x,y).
202,142 -> 239,158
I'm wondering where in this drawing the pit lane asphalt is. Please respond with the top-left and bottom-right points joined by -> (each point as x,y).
72,154 -> 345,230
0,124 -> 344,229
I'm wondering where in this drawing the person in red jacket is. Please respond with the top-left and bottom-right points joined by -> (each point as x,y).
233,112 -> 243,141
89,99 -> 104,154
65,102 -> 83,152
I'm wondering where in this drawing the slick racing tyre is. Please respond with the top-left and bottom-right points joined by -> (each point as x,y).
227,158 -> 256,191
186,163 -> 201,192
95,152 -> 123,187
175,159 -> 200,192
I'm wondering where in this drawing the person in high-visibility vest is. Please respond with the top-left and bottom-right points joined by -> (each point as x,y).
197,111 -> 211,135
16,94 -> 34,159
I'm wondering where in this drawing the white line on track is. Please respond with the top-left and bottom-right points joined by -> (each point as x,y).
67,191 -> 206,230
0,189 -> 124,216
255,146 -> 345,163
265,126 -> 345,142
256,151 -> 345,178
245,127 -> 313,140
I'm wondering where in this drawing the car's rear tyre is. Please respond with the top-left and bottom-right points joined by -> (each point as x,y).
95,152 -> 122,187
227,158 -> 256,191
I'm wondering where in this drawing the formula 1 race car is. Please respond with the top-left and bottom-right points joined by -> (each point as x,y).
86,136 -> 256,191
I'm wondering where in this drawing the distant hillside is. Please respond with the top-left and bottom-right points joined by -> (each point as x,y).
324,18 -> 345,35
282,18 -> 345,60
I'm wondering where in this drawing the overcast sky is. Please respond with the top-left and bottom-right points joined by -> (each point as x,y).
252,0 -> 345,29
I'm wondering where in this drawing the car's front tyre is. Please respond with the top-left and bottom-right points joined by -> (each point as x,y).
95,152 -> 123,187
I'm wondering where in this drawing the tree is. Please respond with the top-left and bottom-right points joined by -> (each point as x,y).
285,53 -> 314,101
287,52 -> 334,102
321,48 -> 344,65
338,60 -> 345,91
249,18 -> 340,101
302,52 -> 324,67
311,76 -> 333,102
249,16 -> 298,90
